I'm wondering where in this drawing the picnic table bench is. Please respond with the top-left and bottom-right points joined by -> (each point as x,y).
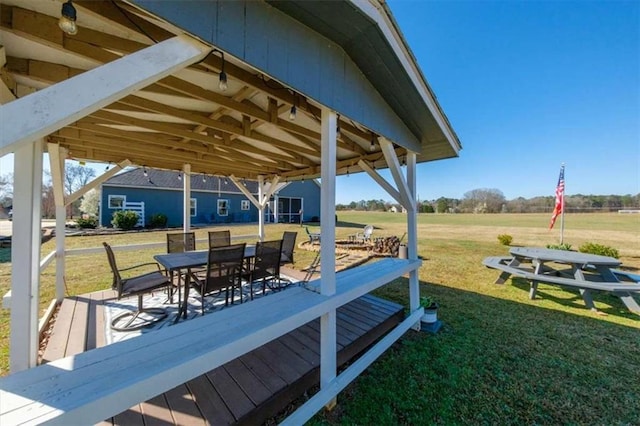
483,247 -> 640,315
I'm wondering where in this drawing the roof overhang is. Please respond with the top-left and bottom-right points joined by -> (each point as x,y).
0,0 -> 460,180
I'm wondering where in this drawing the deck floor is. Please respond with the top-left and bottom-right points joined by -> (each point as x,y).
42,287 -> 404,425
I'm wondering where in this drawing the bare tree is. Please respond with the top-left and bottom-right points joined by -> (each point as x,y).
0,173 -> 13,207
64,165 -> 96,218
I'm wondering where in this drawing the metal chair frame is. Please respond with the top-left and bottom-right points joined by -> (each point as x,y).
103,242 -> 170,331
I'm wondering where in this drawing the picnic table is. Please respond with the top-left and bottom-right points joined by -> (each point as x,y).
483,247 -> 640,314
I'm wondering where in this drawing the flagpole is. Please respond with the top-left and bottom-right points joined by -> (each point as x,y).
559,163 -> 565,244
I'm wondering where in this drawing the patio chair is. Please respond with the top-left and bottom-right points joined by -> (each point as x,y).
190,243 -> 246,315
353,224 -> 374,243
305,226 -> 320,244
166,231 -> 196,253
166,232 -> 196,303
103,242 -> 171,331
281,231 -> 297,265
208,230 -> 231,248
251,239 -> 284,296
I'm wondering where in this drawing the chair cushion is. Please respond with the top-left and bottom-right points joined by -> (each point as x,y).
122,271 -> 169,295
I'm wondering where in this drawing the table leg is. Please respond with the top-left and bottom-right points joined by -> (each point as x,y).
173,270 -> 184,324
182,268 -> 190,319
529,261 -> 544,299
494,257 -> 520,285
573,267 -> 597,311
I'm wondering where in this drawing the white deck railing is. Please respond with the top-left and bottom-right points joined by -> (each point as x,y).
0,258 -> 421,425
1,234 -> 259,309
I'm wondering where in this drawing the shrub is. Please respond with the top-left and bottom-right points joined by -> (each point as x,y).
149,213 -> 168,228
497,234 -> 513,246
111,210 -> 139,230
579,242 -> 619,259
75,216 -> 97,229
546,243 -> 573,251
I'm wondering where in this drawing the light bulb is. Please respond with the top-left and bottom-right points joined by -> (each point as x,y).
218,71 -> 228,91
58,1 -> 78,35
289,105 -> 297,120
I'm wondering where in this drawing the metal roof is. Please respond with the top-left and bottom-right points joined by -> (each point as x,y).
104,168 -> 260,194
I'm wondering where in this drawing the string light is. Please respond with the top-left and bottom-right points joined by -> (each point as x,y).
177,172 -> 182,181
289,105 -> 297,121
58,1 -> 78,35
143,166 -> 148,177
202,174 -> 207,183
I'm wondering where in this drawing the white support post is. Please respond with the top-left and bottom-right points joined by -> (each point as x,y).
65,160 -> 132,205
10,139 -> 43,372
257,175 -> 265,242
406,152 -> 420,329
320,107 -> 337,410
273,195 -> 279,223
48,144 -> 67,303
379,138 -> 415,211
0,36 -> 209,157
182,164 -> 191,232
229,175 -> 261,209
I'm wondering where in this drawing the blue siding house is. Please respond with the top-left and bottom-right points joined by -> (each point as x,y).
100,168 -> 320,228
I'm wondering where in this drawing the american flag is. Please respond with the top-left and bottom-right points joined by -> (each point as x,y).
549,165 -> 565,229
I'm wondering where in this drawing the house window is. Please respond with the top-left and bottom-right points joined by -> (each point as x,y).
108,195 -> 125,209
241,200 -> 250,211
190,198 -> 197,217
218,199 -> 229,216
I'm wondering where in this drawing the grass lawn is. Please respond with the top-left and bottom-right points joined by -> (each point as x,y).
1,212 -> 639,424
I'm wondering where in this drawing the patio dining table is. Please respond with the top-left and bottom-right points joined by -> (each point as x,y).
154,245 -> 256,322
485,247 -> 640,314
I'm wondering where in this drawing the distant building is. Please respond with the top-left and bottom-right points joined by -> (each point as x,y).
100,168 -> 320,228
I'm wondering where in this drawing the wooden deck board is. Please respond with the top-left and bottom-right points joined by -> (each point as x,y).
187,375 -> 236,425
41,296 -> 76,363
40,289 -> 404,425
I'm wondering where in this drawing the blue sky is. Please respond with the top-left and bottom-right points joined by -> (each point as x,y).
1,1 -> 638,204
336,0 -> 639,203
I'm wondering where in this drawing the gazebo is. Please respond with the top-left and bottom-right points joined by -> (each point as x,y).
0,0 -> 461,423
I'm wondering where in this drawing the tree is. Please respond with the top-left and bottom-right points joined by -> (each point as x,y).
64,165 -> 96,218
80,188 -> 100,217
461,188 -> 506,213
436,197 -> 449,213
64,165 -> 96,194
0,173 -> 13,207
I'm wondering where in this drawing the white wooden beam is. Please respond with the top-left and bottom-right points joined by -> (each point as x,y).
0,36 -> 209,157
48,144 -> 67,304
258,175 -> 265,242
183,164 -> 191,232
229,175 -> 261,209
320,107 -> 338,410
379,137 -> 415,211
406,152 -> 420,328
358,159 -> 403,206
260,176 -> 281,206
65,160 -> 132,205
47,144 -> 66,207
10,139 -> 43,372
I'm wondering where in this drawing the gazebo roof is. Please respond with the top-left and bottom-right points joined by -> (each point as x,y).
0,0 -> 460,181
